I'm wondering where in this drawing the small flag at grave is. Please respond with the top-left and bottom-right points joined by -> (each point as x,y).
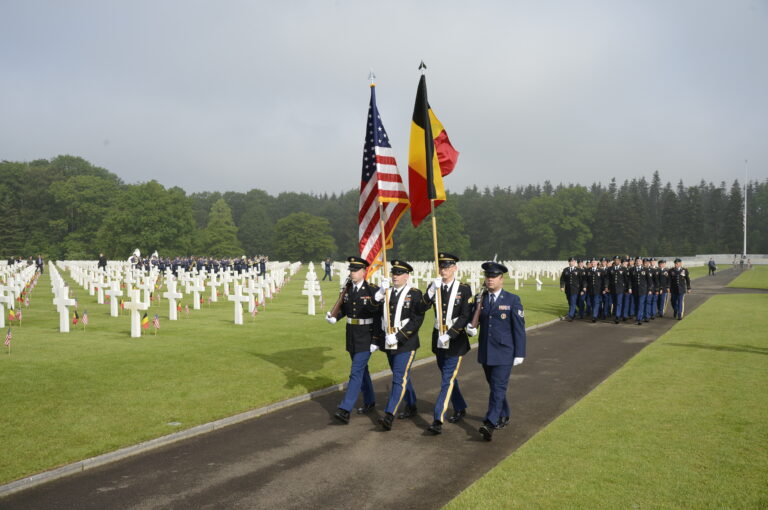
16,309 -> 22,324
185,304 -> 190,316
4,327 -> 10,348
152,314 -> 160,330
120,299 -> 125,311
73,310 -> 79,325
251,305 -> 258,318
82,310 -> 89,327
141,313 -> 150,330
177,303 -> 182,312
9,309 -> 16,322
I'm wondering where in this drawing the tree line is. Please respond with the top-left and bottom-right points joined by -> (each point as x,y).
1,155 -> 765,262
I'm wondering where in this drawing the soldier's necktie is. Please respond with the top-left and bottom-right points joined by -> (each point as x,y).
489,293 -> 496,309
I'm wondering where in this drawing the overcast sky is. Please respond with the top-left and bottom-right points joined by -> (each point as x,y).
2,0 -> 766,195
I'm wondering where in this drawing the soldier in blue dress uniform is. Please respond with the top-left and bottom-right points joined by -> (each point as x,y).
583,258 -> 605,323
419,252 -> 472,435
669,258 -> 692,320
325,256 -> 381,424
371,260 -> 425,431
628,257 -> 651,325
656,259 -> 671,317
559,257 -> 581,321
466,262 -> 526,442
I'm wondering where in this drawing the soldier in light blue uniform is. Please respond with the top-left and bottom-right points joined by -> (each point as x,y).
466,262 -> 526,442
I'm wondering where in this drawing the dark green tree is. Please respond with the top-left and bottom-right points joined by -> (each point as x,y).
273,212 -> 337,262
201,198 -> 243,256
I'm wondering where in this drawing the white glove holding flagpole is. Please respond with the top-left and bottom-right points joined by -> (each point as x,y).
466,325 -> 478,337
370,343 -> 379,353
513,357 -> 524,366
428,277 -> 442,299
437,333 -> 450,349
385,333 -> 398,349
375,278 -> 390,302
325,311 -> 337,324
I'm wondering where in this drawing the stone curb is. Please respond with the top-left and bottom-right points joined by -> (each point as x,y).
0,317 -> 560,498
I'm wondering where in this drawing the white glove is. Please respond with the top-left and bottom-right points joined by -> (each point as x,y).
427,277 -> 443,299
325,311 -> 337,324
374,287 -> 385,302
385,333 -> 398,349
380,278 -> 390,291
370,343 -> 379,353
437,333 -> 450,349
466,325 -> 478,337
513,357 -> 524,366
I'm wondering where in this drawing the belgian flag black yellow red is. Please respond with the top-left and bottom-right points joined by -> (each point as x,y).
141,312 -> 150,330
408,74 -> 459,227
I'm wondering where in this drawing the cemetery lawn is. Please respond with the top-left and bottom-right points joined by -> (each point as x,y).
444,292 -> 768,510
727,264 -> 768,289
0,268 -> 563,484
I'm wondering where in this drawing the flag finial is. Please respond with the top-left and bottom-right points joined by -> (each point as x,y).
419,61 -> 427,73
369,69 -> 376,86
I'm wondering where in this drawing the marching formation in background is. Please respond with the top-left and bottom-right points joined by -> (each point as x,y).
559,256 -> 692,324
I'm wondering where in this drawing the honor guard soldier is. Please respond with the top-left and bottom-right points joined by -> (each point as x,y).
628,257 -> 652,325
604,256 -> 622,322
372,260 -> 425,431
575,259 -> 587,318
325,256 -> 381,424
559,257 -> 580,321
420,253 -> 472,435
466,262 -> 526,441
669,258 -> 692,320
657,260 -> 671,317
584,258 -> 605,323
645,258 -> 660,320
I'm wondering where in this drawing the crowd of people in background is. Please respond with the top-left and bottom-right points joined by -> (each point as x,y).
126,254 -> 270,276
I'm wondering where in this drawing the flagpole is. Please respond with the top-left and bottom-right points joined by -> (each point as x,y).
420,60 -> 446,335
369,71 -> 394,336
378,201 -> 394,335
430,199 -> 446,334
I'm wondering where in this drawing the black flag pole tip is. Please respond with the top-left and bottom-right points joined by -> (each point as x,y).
368,68 -> 376,86
419,61 -> 427,73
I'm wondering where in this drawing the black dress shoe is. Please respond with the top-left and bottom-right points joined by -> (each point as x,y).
614,318 -> 619,324
636,321 -> 642,325
397,405 -> 417,419
567,316 -> 573,322
447,409 -> 466,423
643,319 -> 649,322
334,408 -> 350,424
378,413 -> 394,431
591,318 -> 596,323
356,403 -> 376,414
427,421 -> 442,435
495,416 -> 510,429
479,424 -> 493,441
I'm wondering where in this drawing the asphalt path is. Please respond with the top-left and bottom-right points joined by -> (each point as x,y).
3,268 -> 761,510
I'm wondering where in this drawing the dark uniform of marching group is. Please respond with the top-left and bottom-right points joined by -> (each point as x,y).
326,254 -> 525,442
560,256 -> 692,325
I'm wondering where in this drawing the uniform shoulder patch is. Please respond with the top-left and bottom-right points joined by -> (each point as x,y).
517,308 -> 525,318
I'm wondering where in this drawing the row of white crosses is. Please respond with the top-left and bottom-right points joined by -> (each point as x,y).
49,262 -> 78,332
0,262 -> 38,327
57,259 -> 294,331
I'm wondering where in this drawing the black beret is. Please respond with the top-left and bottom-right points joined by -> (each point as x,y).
674,258 -> 682,263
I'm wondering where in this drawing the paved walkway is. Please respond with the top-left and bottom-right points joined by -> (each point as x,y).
2,268 -> 759,510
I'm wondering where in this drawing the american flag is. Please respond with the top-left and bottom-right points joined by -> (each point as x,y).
4,327 -> 10,347
152,314 -> 160,329
358,83 -> 410,272
82,310 -> 88,326
184,304 -> 190,316
16,309 -> 22,322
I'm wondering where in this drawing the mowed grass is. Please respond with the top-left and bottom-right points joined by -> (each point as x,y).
728,264 -> 768,290
0,266 -> 563,484
445,292 -> 768,510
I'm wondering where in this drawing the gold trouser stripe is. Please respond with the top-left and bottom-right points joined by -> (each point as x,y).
662,292 -> 669,315
393,350 -> 416,414
439,356 -> 463,423
681,294 -> 685,318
